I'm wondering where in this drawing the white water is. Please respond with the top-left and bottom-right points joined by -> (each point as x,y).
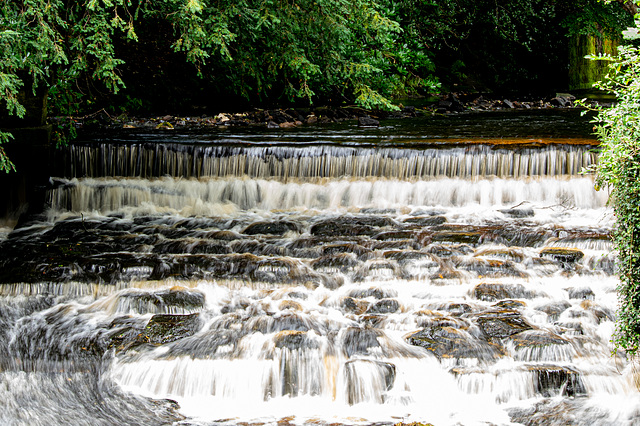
1,139 -> 638,426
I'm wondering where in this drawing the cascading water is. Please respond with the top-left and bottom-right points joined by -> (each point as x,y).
1,110 -> 638,425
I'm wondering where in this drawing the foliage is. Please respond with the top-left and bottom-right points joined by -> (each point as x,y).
590,40 -> 640,356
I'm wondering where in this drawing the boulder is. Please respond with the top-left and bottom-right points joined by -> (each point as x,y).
473,309 -> 534,339
358,116 -> 380,127
137,313 -> 201,345
406,326 -> 502,361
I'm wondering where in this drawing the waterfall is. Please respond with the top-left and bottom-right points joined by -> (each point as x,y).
1,114 -> 638,426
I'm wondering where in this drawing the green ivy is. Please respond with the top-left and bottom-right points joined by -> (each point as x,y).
590,40 -> 640,356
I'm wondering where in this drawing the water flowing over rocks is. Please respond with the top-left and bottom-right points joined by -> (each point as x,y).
0,110 -> 638,426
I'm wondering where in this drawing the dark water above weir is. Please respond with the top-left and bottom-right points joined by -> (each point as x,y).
1,110 -> 638,425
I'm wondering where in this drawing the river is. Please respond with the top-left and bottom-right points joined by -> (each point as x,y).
0,109 -> 637,425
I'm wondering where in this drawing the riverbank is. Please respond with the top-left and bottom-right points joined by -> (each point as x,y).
64,92 -> 599,133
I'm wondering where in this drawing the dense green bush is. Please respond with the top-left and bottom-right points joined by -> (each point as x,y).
591,41 -> 640,357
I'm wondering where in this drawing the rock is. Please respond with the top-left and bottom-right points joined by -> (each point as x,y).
507,329 -> 571,362
243,221 -> 299,236
273,330 -> 317,350
406,326 -> 502,361
341,326 -> 383,356
118,287 -> 206,314
348,287 -> 397,300
539,247 -> 584,265
358,116 -> 380,127
503,99 -> 516,109
310,253 -> 361,273
535,301 -> 571,320
267,120 -> 279,128
344,359 -> 396,404
311,216 -> 393,237
366,298 -> 400,314
473,283 -> 534,302
567,286 -> 595,300
138,313 -> 201,345
528,364 -> 586,397
403,216 -> 447,226
499,208 -> 534,218
437,93 -> 465,113
473,309 -> 534,339
341,296 -> 370,314
279,121 -> 296,128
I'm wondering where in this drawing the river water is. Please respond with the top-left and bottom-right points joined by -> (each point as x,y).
0,110 -> 638,425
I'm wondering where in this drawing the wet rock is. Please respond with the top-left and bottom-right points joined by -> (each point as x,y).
163,329 -> 239,359
358,116 -> 380,127
341,326 -> 383,356
474,247 -> 526,262
354,259 -> 402,281
566,286 -> 595,300
279,300 -> 303,311
499,208 -> 534,218
311,216 -> 394,237
473,309 -> 535,339
118,287 -> 206,314
344,359 -> 395,404
321,242 -> 372,259
402,216 -> 447,226
493,299 -> 526,309
152,239 -> 231,255
311,253 -> 361,273
507,329 -> 572,362
368,239 -> 420,251
407,326 -> 502,361
341,296 -> 370,315
437,93 -> 465,113
429,230 -> 483,245
366,298 -> 400,314
425,243 -> 473,257
229,240 -> 288,257
432,302 -> 474,316
274,330 -> 317,350
535,301 -> 571,320
529,364 -> 586,397
243,221 -> 299,236
473,283 -> 536,302
348,287 -> 397,300
383,249 -> 433,262
580,300 -> 615,323
455,257 -> 526,278
138,313 -> 201,345
374,230 -> 417,241
539,247 -> 584,265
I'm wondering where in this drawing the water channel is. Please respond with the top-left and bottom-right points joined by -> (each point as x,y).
1,109 -> 638,425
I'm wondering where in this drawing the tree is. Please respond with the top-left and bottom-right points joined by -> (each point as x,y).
1,0 -> 444,172
590,21 -> 640,357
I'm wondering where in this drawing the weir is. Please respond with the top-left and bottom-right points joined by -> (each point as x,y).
0,111 -> 638,425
